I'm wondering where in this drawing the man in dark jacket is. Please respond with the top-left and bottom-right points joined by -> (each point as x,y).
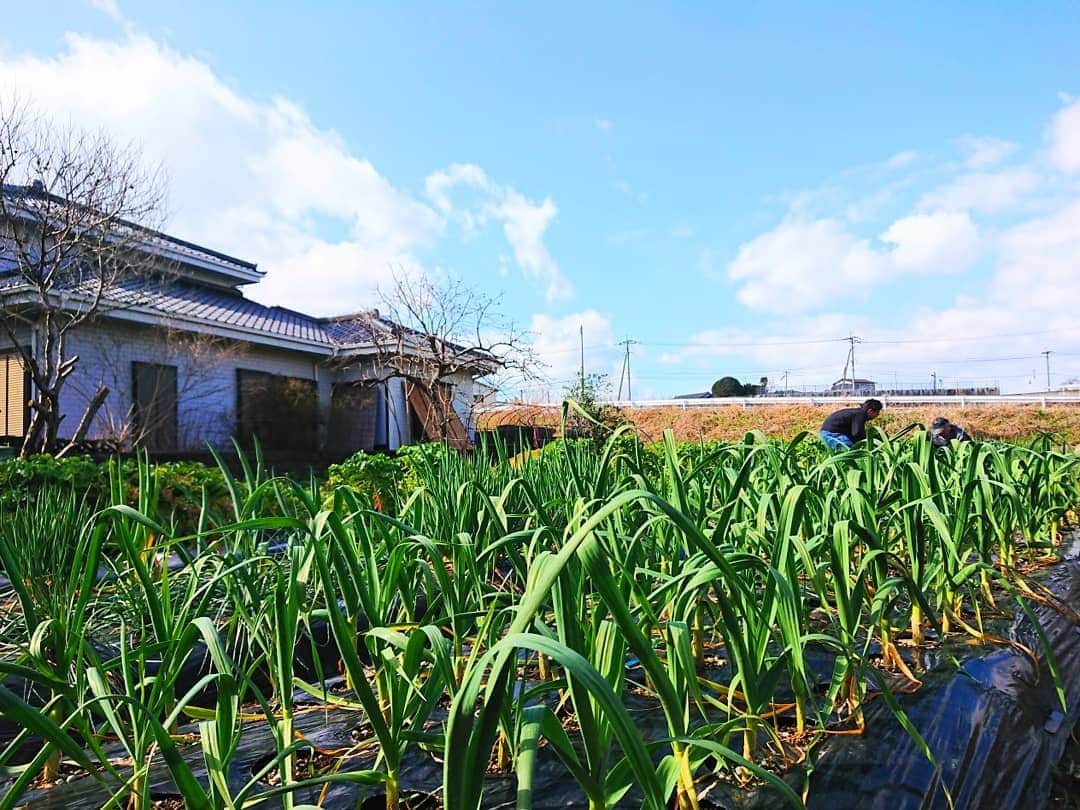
819,399 -> 883,449
930,416 -> 971,446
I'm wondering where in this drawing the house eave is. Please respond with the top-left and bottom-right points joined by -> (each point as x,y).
4,290 -> 333,356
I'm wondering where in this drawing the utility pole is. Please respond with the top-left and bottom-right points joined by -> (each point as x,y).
617,338 -> 638,401
782,370 -> 790,396
1042,350 -> 1054,391
931,372 -> 937,393
579,324 -> 585,396
839,335 -> 861,397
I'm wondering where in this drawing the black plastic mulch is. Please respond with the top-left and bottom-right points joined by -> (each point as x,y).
8,560 -> 1080,809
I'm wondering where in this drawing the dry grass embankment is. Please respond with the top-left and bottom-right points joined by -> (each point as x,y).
622,403 -> 1080,445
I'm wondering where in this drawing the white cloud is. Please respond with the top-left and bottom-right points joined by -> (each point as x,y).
725,210 -> 980,316
880,210 -> 980,273
883,150 -> 919,170
595,117 -> 613,133
726,219 -> 884,314
956,134 -> 1018,169
0,32 -> 562,315
87,0 -> 125,25
0,33 -> 439,313
991,199 -> 1080,310
424,163 -> 572,301
1047,94 -> 1080,173
701,96 -> 1080,392
526,310 -> 619,394
916,167 -> 1041,213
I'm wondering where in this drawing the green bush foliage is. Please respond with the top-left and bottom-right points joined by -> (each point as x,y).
0,455 -> 106,508
0,454 -> 232,534
324,450 -> 404,511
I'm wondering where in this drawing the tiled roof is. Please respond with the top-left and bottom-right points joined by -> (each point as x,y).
107,278 -> 333,343
1,184 -> 259,278
320,313 -> 386,345
1,185 -> 495,369
0,271 -> 382,348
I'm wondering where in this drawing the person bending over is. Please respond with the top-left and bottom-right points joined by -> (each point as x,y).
930,416 -> 971,446
819,398 -> 883,450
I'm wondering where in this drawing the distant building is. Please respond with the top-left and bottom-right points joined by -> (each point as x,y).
830,378 -> 877,396
0,184 -> 495,454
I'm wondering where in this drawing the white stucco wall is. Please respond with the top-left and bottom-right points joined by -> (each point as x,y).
445,370 -> 479,442
60,320 -> 320,450
5,316 -> 486,454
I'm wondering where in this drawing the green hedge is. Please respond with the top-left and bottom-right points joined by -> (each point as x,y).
0,455 -> 233,534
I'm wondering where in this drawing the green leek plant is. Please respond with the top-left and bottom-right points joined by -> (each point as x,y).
0,488 -> 107,783
305,487 -> 456,810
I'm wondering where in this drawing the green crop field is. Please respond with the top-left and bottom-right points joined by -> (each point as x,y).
1,427 -> 1078,808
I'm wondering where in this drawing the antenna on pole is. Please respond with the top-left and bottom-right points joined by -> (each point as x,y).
617,338 -> 638,401
839,336 -> 861,397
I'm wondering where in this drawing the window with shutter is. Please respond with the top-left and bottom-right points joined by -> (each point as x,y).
132,362 -> 178,451
0,351 -> 29,439
236,369 -> 318,452
328,382 -> 378,452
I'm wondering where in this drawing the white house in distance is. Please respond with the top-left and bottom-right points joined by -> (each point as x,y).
0,183 -> 496,455
830,377 -> 877,396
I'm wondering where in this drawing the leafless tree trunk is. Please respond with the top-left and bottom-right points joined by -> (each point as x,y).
56,385 -> 108,459
0,97 -> 167,457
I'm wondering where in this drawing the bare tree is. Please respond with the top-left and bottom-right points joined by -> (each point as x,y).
0,99 -> 167,456
342,269 -> 538,445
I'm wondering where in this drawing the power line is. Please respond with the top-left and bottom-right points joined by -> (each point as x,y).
643,336 -> 851,348
534,327 -> 1080,356
861,328 -> 1079,346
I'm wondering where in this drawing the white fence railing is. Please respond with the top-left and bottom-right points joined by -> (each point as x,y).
477,395 -> 1080,416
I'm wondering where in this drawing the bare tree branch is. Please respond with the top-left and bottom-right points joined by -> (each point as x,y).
347,268 -> 540,444
0,97 -> 169,456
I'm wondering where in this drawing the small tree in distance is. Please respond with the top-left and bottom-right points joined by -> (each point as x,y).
563,372 -> 624,445
711,376 -> 745,397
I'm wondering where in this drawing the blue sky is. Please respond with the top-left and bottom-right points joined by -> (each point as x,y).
4,1 -> 1080,396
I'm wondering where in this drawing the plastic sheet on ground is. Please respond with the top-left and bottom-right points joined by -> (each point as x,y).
9,561 -> 1080,809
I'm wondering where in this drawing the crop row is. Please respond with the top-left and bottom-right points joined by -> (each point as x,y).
1,426 -> 1078,809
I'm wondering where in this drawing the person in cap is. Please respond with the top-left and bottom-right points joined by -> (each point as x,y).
819,399 -> 883,450
930,416 -> 971,446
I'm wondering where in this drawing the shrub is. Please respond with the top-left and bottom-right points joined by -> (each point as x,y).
0,455 -> 107,509
325,450 -> 405,511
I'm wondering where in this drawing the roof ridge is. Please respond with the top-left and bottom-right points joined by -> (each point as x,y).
1,183 -> 260,273
318,309 -> 381,323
